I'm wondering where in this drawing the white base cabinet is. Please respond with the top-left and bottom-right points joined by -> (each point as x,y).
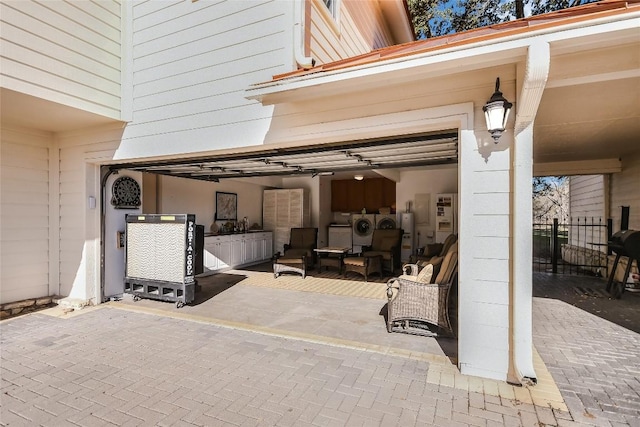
202,232 -> 273,275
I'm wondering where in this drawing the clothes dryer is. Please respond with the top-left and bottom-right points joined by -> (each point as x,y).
351,213 -> 376,252
375,214 -> 397,230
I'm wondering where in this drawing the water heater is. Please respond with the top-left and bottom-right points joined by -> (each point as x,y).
400,212 -> 414,262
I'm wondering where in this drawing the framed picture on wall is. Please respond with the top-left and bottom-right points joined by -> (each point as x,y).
215,192 -> 237,221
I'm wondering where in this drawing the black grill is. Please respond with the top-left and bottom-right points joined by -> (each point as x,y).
606,230 -> 640,298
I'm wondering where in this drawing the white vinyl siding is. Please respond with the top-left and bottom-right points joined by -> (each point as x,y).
610,152 -> 640,230
569,175 -> 606,247
117,0 -> 289,160
0,129 -> 52,304
0,0 -> 122,120
309,0 -> 394,65
57,149 -> 86,298
56,127 -> 122,301
570,175 -> 605,219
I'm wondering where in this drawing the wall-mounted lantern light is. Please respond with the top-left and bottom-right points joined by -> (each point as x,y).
483,77 -> 513,143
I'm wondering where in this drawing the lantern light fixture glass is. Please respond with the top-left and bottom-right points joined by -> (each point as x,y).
354,174 -> 364,181
483,77 -> 513,143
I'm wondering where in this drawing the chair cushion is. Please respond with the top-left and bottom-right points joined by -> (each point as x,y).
344,257 -> 365,266
379,237 -> 398,251
364,250 -> 391,260
424,243 -> 443,258
428,256 -> 444,267
416,263 -> 434,283
276,257 -> 305,265
439,234 -> 458,257
435,251 -> 458,284
285,248 -> 311,258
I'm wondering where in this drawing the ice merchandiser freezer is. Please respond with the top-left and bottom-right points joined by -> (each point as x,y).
124,214 -> 203,308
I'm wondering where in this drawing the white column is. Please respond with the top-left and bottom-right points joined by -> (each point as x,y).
510,40 -> 550,382
512,123 -> 536,381
458,106 -> 512,381
48,139 -> 60,297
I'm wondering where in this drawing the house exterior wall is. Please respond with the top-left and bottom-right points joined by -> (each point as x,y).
570,175 -> 605,220
0,128 -> 53,304
609,151 -> 640,231
569,175 -> 607,247
115,0 -> 294,161
309,0 -> 395,65
1,0 -> 402,306
0,0 -> 122,119
56,125 -> 124,304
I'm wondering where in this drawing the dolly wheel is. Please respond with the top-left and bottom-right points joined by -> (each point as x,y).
176,301 -> 184,309
133,295 -> 140,302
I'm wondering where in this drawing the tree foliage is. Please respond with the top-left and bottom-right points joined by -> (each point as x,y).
407,0 -> 599,38
532,176 -> 569,223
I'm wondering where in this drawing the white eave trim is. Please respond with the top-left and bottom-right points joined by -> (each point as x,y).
246,14 -> 640,103
514,40 -> 550,135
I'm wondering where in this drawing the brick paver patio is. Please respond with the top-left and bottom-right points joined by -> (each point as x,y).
1,271 -> 638,426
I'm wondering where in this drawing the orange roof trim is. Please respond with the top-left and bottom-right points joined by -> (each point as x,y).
273,0 -> 640,82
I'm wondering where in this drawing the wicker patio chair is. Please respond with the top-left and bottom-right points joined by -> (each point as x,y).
409,233 -> 457,276
386,243 -> 458,337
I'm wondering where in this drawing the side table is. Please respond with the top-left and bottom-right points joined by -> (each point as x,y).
314,247 -> 351,274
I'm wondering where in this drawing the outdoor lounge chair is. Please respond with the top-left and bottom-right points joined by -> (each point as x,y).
411,233 -> 456,265
362,228 -> 403,273
386,241 -> 458,337
283,227 -> 318,269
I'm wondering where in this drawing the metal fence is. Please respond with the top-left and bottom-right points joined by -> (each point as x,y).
533,217 -> 611,276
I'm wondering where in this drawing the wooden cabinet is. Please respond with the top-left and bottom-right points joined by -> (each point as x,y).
364,180 -> 383,213
348,180 -> 365,212
382,179 -> 396,208
331,180 -> 349,212
331,178 -> 396,213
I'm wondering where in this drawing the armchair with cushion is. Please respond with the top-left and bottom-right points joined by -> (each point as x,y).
408,234 -> 457,279
283,227 -> 318,269
411,234 -> 457,264
386,241 -> 459,337
362,228 -> 403,273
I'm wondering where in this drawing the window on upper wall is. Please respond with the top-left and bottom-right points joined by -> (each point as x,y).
323,0 -> 338,20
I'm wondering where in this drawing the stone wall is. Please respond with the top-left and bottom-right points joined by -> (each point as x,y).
0,296 -> 58,320
560,244 -> 608,277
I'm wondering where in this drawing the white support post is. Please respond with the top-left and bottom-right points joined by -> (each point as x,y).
511,40 -> 550,383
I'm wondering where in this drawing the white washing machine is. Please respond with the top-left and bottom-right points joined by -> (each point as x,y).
351,213 -> 376,252
375,214 -> 397,230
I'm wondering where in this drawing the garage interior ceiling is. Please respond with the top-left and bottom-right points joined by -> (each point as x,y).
113,131 -> 458,181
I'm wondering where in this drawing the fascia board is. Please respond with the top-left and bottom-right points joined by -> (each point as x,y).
246,15 -> 640,104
